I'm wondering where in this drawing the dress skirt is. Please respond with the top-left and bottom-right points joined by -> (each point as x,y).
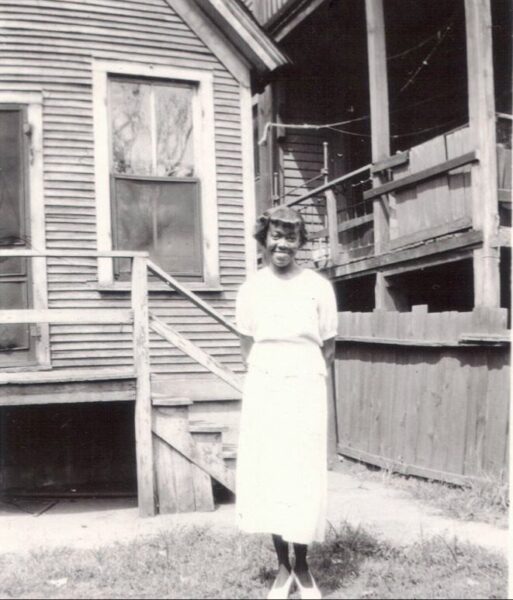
235,366 -> 328,545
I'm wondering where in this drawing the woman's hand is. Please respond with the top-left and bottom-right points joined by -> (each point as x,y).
239,334 -> 254,369
322,337 -> 336,369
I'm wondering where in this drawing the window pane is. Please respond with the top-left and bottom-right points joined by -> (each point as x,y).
110,81 -> 153,175
155,83 -> 195,177
113,178 -> 202,277
0,281 -> 30,351
0,110 -> 24,246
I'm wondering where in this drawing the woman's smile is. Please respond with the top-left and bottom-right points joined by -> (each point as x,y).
265,223 -> 301,273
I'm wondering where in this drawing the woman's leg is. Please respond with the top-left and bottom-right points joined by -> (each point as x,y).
272,534 -> 292,572
270,534 -> 292,590
293,543 -> 313,586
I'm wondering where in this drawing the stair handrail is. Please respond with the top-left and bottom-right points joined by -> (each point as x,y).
146,259 -> 240,337
284,162 -> 372,208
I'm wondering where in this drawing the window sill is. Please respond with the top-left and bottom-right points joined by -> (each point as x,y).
93,281 -> 224,294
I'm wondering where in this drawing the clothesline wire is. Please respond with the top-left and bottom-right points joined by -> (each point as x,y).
399,21 -> 454,93
257,87 -> 464,146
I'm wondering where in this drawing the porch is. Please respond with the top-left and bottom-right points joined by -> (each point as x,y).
285,119 -> 511,286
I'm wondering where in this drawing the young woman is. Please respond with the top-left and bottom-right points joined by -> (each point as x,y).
235,206 -> 337,600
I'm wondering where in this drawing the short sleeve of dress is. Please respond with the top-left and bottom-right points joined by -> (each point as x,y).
236,280 -> 254,337
318,279 -> 338,341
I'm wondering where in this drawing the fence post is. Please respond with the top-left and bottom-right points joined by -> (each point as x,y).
132,256 -> 155,516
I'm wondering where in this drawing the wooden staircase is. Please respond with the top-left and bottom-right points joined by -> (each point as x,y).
142,260 -> 243,515
151,392 -> 236,514
0,251 -> 243,517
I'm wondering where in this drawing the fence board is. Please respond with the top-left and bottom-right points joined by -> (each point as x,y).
335,308 -> 510,484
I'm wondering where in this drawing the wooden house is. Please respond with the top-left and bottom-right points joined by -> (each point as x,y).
249,0 -> 511,485
0,0 -> 288,515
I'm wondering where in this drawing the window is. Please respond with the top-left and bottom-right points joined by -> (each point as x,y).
109,78 -> 202,279
93,62 -> 219,288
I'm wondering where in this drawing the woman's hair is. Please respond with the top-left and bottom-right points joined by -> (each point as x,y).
253,206 -> 308,247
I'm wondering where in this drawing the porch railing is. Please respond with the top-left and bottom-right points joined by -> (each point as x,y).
0,249 -> 243,516
283,163 -> 373,268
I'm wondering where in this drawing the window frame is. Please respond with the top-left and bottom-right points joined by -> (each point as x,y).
0,92 -> 50,371
92,61 -> 220,290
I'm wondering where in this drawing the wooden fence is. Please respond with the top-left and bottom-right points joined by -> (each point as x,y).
334,306 -> 510,484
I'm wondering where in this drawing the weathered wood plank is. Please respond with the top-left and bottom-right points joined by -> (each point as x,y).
0,309 -> 133,325
132,256 -> 155,517
363,152 -> 478,201
152,410 -> 235,493
0,367 -> 135,385
389,217 -> 472,251
153,436 -> 178,514
336,309 -> 510,483
149,314 -> 243,393
147,260 -> 239,336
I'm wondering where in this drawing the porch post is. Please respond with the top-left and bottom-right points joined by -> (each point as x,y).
365,0 -> 395,309
465,0 -> 500,307
132,256 -> 156,516
257,84 -> 275,215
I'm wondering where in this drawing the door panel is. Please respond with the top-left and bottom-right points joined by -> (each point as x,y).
0,107 -> 36,368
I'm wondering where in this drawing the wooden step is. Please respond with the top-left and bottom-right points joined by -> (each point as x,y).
222,442 -> 237,461
152,395 -> 192,407
153,408 -> 235,495
151,374 -> 242,402
189,420 -> 228,433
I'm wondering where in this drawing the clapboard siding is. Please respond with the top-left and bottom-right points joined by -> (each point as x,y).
280,131 -> 325,202
0,0 -> 248,373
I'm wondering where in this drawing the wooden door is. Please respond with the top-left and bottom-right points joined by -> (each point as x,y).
0,107 -> 36,368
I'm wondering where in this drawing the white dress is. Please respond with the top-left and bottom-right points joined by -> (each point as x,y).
235,266 -> 338,544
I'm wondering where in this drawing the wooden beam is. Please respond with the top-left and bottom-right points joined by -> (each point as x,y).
151,374 -> 241,401
379,250 -> 473,278
195,0 -> 289,73
285,163 -> 371,208
0,367 -> 135,386
465,0 -> 500,307
0,250 -> 148,258
131,256 -> 156,517
363,152 -> 478,201
371,151 -> 409,174
270,0 -> 328,42
257,85 -> 275,216
0,309 -> 133,325
337,444 -> 483,487
459,333 -> 510,345
147,259 -> 239,336
149,313 -> 244,394
388,216 -> 473,251
327,229 -> 483,279
335,335 -> 506,348
308,213 -> 373,241
0,389 -> 135,407
326,189 -> 339,265
366,0 -> 392,308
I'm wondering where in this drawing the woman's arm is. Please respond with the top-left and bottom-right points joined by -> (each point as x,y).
239,334 -> 254,368
321,336 -> 336,369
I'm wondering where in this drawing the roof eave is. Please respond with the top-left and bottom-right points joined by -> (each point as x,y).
194,0 -> 289,74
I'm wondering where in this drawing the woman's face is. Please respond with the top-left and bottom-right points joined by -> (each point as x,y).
265,221 -> 301,271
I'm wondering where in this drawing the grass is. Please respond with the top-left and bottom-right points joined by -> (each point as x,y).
336,457 -> 509,529
0,523 -> 507,599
